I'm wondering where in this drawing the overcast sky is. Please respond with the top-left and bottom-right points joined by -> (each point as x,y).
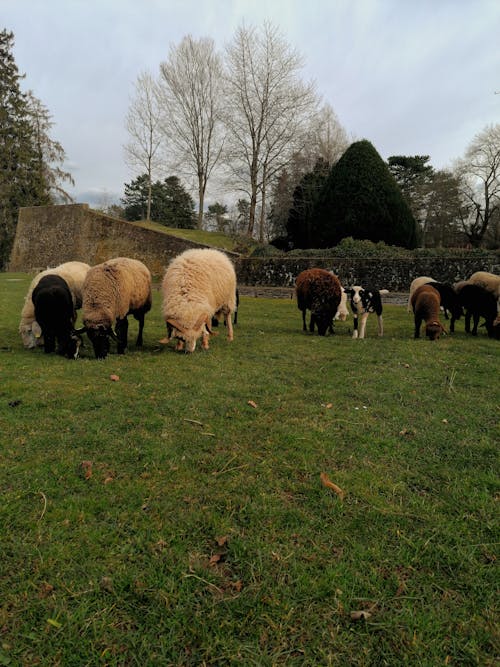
3,0 -> 500,207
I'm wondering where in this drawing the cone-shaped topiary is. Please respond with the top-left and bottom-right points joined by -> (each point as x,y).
313,139 -> 419,249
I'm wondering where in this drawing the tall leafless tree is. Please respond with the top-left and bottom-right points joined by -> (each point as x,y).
124,71 -> 163,220
455,123 -> 500,247
224,22 -> 317,240
157,36 -> 225,229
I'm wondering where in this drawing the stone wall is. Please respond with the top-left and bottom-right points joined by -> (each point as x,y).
236,256 -> 499,291
8,204 -> 498,289
8,204 -> 230,276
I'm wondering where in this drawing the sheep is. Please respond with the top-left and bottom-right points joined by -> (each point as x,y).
468,271 -> 500,313
19,260 -> 90,348
334,287 -> 349,322
161,248 -> 237,353
411,284 -> 447,340
295,268 -> 342,336
31,274 -> 81,358
455,283 -> 500,339
422,282 -> 463,332
79,257 -> 152,359
348,286 -> 389,339
407,276 -> 436,312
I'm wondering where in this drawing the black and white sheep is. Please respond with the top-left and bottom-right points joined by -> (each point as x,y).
31,274 -> 81,358
79,257 -> 152,359
411,284 -> 447,340
348,286 -> 389,339
295,268 -> 342,336
162,248 -> 237,353
455,282 -> 500,339
19,261 -> 90,348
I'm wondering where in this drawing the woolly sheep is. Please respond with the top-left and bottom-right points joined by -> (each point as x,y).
80,257 -> 152,359
455,282 -> 500,339
468,271 -> 500,312
411,284 -> 446,340
407,276 -> 436,312
32,274 -> 81,358
19,260 -> 90,349
295,268 -> 342,336
161,248 -> 237,353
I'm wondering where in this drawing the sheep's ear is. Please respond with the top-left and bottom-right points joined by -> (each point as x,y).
32,322 -> 42,339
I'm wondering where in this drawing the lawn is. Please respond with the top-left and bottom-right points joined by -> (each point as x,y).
0,273 -> 498,666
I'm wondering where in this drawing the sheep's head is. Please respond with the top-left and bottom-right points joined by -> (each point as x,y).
425,321 -> 447,341
81,324 -> 117,359
20,322 -> 43,349
167,313 -> 212,353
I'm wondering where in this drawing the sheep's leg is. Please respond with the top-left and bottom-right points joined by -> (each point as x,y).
136,313 -> 145,347
465,312 -> 471,333
471,314 -> 479,336
226,312 -> 234,342
302,309 -> 307,332
414,316 -> 422,338
377,314 -> 384,336
352,314 -> 359,339
309,314 -> 315,333
115,317 -> 128,353
450,316 -> 455,333
359,312 -> 369,339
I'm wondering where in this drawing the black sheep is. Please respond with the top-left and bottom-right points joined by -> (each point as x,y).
32,275 -> 81,358
457,283 -> 500,339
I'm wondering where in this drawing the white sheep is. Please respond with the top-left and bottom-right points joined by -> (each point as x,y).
407,276 -> 436,312
161,248 -> 237,353
80,257 -> 152,359
334,286 -> 349,321
19,260 -> 91,348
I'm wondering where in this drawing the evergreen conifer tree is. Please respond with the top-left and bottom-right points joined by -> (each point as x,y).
313,140 -> 419,248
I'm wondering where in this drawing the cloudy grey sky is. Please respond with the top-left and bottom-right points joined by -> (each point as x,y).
3,0 -> 500,206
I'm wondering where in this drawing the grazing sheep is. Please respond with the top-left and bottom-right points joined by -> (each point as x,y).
334,287 -> 349,321
295,269 -> 342,336
456,283 -> 500,339
407,276 -> 436,312
162,248 -> 237,353
468,271 -> 500,312
32,275 -> 81,358
19,261 -> 90,348
422,282 -> 463,332
80,257 -> 152,359
348,286 -> 389,339
411,284 -> 447,340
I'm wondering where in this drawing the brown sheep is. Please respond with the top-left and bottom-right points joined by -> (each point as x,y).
295,268 -> 342,336
411,284 -> 447,340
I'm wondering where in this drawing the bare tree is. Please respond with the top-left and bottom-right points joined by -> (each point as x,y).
224,22 -> 317,240
455,123 -> 500,247
124,71 -> 163,220
157,36 -> 225,229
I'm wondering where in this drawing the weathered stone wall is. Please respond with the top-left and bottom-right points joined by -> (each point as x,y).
8,204 -> 498,289
8,204 -> 230,276
236,256 -> 499,291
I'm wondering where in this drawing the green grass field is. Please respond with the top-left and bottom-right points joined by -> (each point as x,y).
1,273 -> 498,666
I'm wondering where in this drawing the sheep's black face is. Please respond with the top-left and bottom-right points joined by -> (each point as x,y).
87,327 -> 111,359
315,311 -> 332,336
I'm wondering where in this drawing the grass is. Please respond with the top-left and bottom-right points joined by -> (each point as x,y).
0,272 -> 498,666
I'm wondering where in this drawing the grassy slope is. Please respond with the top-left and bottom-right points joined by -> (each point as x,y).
0,273 -> 498,666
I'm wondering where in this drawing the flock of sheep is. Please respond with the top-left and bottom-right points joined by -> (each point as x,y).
19,249 -> 237,359
18,250 -> 500,360
296,267 -> 500,341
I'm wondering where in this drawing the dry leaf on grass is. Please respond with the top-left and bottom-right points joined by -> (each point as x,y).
81,460 -> 92,480
350,610 -> 372,621
109,374 -> 120,382
216,535 -> 228,547
247,400 -> 258,409
320,472 -> 345,500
